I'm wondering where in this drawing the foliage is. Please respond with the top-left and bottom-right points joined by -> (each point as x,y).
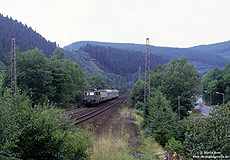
184,103 -> 230,157
129,80 -> 144,108
49,52 -> 85,107
161,57 -> 201,117
87,74 -> 106,89
144,90 -> 178,146
64,49 -> 131,94
65,40 -> 229,69
136,136 -> 162,160
202,63 -> 230,105
129,57 -> 201,118
0,14 -> 56,64
0,88 -> 92,159
167,138 -> 184,156
3,48 -> 84,107
80,44 -> 166,77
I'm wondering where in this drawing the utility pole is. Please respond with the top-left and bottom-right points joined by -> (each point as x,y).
178,96 -> 181,119
11,38 -> 17,104
138,66 -> 141,80
84,67 -> 87,89
144,38 -> 150,104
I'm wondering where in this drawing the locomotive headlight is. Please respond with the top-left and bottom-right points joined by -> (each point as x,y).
89,92 -> 94,95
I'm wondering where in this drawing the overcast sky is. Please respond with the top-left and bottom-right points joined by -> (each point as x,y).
1,0 -> 230,48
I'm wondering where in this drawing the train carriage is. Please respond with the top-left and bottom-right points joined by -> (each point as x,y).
83,89 -> 119,106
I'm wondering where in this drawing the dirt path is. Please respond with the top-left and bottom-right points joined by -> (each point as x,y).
76,98 -> 141,149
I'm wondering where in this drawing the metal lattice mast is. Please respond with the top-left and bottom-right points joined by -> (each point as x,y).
138,66 -> 141,80
144,38 -> 150,104
11,38 -> 17,102
84,67 -> 87,89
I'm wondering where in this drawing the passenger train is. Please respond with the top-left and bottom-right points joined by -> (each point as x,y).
83,88 -> 119,106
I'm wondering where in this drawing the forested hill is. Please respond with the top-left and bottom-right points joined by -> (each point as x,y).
80,44 -> 167,76
0,14 -> 56,64
190,41 -> 230,60
64,41 -> 230,75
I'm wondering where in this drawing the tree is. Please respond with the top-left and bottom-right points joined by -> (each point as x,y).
15,48 -> 53,105
88,74 -> 106,89
48,58 -> 84,107
202,63 -> 230,105
0,89 -> 92,159
161,57 -> 201,117
129,57 -> 201,118
53,47 -> 64,60
129,80 -> 144,109
3,48 -> 85,107
144,90 -> 178,146
184,103 -> 230,157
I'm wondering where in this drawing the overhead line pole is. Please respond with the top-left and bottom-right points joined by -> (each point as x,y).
144,38 -> 150,104
11,38 -> 17,104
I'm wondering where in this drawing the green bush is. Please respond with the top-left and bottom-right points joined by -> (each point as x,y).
184,103 -> 230,157
0,88 -> 92,160
167,137 -> 184,156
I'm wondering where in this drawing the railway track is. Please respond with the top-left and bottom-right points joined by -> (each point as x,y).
74,98 -> 126,125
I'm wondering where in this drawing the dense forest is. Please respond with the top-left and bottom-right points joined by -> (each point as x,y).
0,14 -> 56,65
65,41 -> 230,75
80,44 -> 167,76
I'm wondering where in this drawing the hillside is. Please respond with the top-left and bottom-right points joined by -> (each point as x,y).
0,14 -> 56,64
80,44 -> 167,76
64,41 -> 230,75
190,41 -> 230,61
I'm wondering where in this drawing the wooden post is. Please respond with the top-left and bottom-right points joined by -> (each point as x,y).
166,144 -> 169,160
177,150 -> 180,160
185,153 -> 187,160
194,152 -> 197,160
171,146 -> 174,160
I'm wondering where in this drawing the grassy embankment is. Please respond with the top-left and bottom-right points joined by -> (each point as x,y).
90,106 -> 164,160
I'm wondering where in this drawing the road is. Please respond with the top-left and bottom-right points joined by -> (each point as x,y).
195,97 -> 211,116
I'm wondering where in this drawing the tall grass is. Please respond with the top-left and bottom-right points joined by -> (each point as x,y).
90,106 -> 165,160
90,128 -> 135,160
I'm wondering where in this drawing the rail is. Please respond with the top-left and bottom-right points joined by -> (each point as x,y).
74,98 -> 125,125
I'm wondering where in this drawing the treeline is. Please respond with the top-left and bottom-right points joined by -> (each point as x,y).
64,49 -> 132,93
130,57 -> 201,118
80,44 -> 167,76
0,13 -> 56,64
65,41 -> 229,69
152,47 -> 228,67
3,48 -> 84,108
202,63 -> 230,105
0,71 -> 91,160
129,57 -> 229,157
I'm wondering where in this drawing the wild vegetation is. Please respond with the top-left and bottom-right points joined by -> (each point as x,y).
80,44 -> 166,76
184,103 -> 230,157
130,57 -> 201,118
3,48 -> 85,108
0,14 -> 56,65
129,57 -> 230,157
0,71 -> 92,160
65,41 -> 230,75
202,63 -> 230,105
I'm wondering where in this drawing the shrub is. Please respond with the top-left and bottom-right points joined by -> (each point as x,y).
0,89 -> 92,160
